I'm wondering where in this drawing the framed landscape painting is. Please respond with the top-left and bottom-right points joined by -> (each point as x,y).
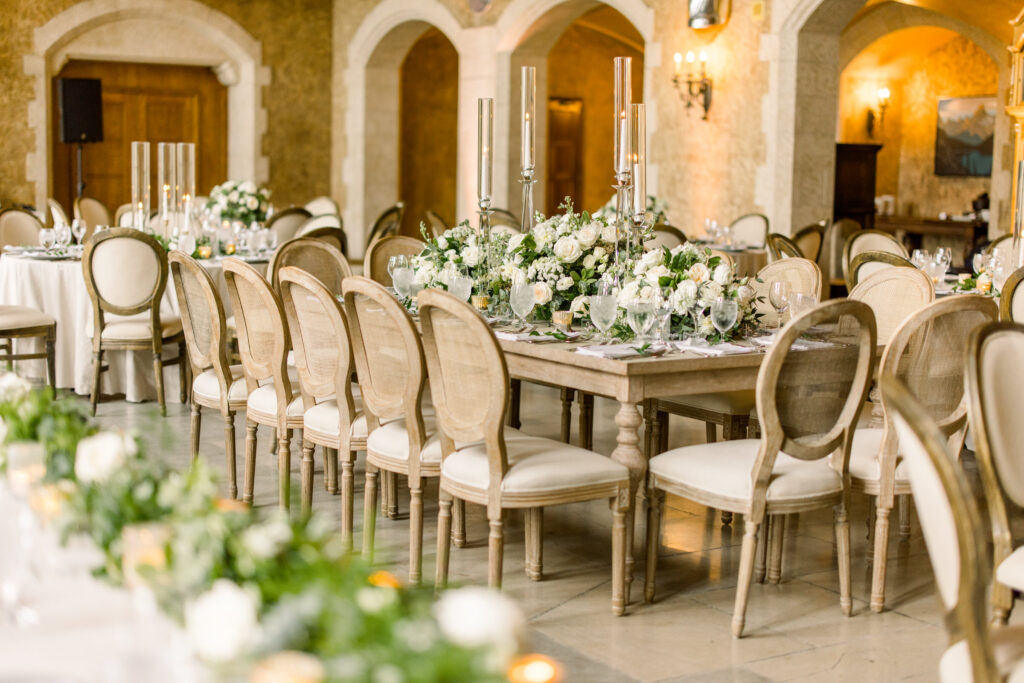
934,96 -> 996,177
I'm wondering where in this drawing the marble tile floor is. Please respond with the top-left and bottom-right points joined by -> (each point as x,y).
88,383 -> 980,682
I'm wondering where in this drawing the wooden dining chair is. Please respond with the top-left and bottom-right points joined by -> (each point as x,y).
646,299 -> 876,637
297,213 -> 342,236
418,288 -> 631,614
304,196 -> 340,217
268,237 -> 352,295
728,213 -> 769,248
266,207 -> 312,243
47,198 -> 69,228
364,235 -> 424,287
849,296 -> 996,613
766,233 -> 802,261
845,250 -> 916,292
82,228 -> 186,416
280,266 -> 364,526
297,226 -> 347,256
490,208 -> 519,228
708,248 -> 734,271
113,204 -> 134,227
490,224 -> 521,237
224,257 -> 306,511
0,208 -> 42,251
0,306 -> 56,388
986,234 -> 1012,265
843,230 -> 908,286
342,275 -> 436,583
646,224 -> 687,251
966,321 -> 1024,625
366,202 -> 405,248
998,266 -> 1024,322
848,267 -> 934,345
425,210 -> 448,238
73,196 -> 110,239
169,251 -> 248,499
792,221 -> 827,263
881,373 -> 1024,683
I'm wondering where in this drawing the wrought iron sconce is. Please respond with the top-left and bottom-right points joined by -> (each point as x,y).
672,51 -> 713,120
866,86 -> 890,138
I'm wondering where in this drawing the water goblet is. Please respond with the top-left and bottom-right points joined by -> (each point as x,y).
70,218 -> 87,245
448,271 -> 473,302
589,279 -> 618,341
392,266 -> 414,301
510,280 -> 535,330
654,292 -> 673,344
973,252 -> 986,275
387,255 -> 409,283
38,228 -> 55,252
769,280 -> 791,331
789,292 -> 817,319
626,300 -> 655,343
711,296 -> 739,340
265,229 -> 279,254
935,247 -> 953,271
911,249 -> 929,269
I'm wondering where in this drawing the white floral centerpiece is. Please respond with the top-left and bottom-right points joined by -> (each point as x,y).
206,180 -> 271,227
620,243 -> 760,341
412,221 -> 510,293
507,200 -> 637,321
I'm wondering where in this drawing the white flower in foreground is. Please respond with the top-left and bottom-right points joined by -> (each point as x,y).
435,587 -> 524,663
187,579 -> 259,663
507,233 -> 525,252
582,254 -> 597,270
356,586 -> 398,614
245,196 -> 259,210
0,417 -> 6,445
462,245 -> 481,267
436,236 -> 449,250
713,263 -> 732,286
556,276 -> 574,292
532,281 -> 553,305
642,249 -> 664,269
553,236 -> 582,263
698,315 -> 716,336
240,181 -> 256,194
600,223 -> 618,244
736,284 -> 755,306
75,431 -> 132,483
687,262 -> 710,285
676,279 -> 698,308
646,265 -> 671,283
0,373 -> 31,403
577,222 -> 600,248
242,516 -> 293,559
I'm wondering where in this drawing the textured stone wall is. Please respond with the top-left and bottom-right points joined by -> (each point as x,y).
0,0 -> 331,209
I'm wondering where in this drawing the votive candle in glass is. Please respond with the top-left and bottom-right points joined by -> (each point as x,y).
631,103 -> 646,221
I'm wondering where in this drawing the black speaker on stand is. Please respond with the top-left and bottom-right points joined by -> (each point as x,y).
57,78 -> 104,200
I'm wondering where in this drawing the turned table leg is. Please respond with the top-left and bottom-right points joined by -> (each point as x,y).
612,401 -> 645,605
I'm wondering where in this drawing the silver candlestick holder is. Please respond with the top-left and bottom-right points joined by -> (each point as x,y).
612,170 -> 633,284
520,168 -> 536,233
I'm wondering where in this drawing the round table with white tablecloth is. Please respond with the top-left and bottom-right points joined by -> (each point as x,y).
0,253 -> 267,402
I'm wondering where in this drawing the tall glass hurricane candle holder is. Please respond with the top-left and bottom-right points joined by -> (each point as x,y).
131,141 -> 150,231
477,98 -> 495,297
157,143 -> 177,238
520,66 -> 537,233
612,56 -> 633,283
629,103 -> 647,255
176,143 -> 196,242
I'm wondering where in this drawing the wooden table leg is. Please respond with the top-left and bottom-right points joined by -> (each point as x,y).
612,401 -> 644,605
560,388 -> 575,443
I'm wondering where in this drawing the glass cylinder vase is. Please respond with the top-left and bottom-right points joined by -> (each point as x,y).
156,143 -> 177,238
130,141 -> 150,231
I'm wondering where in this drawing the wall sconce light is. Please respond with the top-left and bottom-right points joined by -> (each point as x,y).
866,86 -> 890,138
672,50 -> 713,120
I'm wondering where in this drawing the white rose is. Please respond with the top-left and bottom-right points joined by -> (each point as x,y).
435,587 -> 525,665
592,246 -> 607,261
600,223 -> 618,244
532,281 -> 553,305
246,196 -> 259,210
462,246 -> 481,267
75,432 -> 131,483
642,249 -> 664,268
507,233 -> 525,251
713,263 -> 731,286
444,249 -> 457,260
556,276 -> 574,292
737,284 -> 755,306
553,236 -> 582,263
677,280 -> 698,307
228,191 -> 239,203
617,280 -> 640,306
698,281 -> 724,308
187,580 -> 259,663
436,236 -> 449,250
577,222 -> 600,248
582,254 -> 596,270
242,517 -> 292,559
0,373 -> 31,403
638,285 -> 656,302
687,262 -> 710,284
569,295 -> 588,316
240,181 -> 256,194
646,265 -> 671,283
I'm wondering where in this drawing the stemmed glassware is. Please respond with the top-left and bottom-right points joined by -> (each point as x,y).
589,279 -> 618,342
55,223 -> 72,251
711,296 -> 739,340
510,278 -> 535,330
973,252 -> 986,276
911,249 -> 929,269
653,290 -> 673,344
769,280 -> 791,333
446,264 -> 473,302
38,228 -> 55,253
70,219 -> 87,246
387,255 -> 409,287
392,265 -> 414,301
626,300 -> 654,343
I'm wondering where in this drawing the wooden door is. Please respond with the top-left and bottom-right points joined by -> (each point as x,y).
546,98 -> 583,216
51,60 -> 227,220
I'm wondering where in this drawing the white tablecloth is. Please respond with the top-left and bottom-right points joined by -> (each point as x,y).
0,254 -> 266,403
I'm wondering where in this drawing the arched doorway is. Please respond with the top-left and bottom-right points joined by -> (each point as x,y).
24,0 -> 269,213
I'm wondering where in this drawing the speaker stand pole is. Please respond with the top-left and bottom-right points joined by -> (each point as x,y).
75,142 -> 85,200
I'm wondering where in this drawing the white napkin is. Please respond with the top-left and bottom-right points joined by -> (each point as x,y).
674,340 -> 752,356
752,335 -> 834,350
576,343 -> 666,359
494,330 -> 579,342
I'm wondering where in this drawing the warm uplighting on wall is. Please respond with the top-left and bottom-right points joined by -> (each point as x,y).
867,86 -> 890,137
672,49 -> 713,120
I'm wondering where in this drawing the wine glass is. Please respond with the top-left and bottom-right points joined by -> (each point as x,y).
55,223 -> 72,250
448,271 -> 473,302
711,296 -> 739,340
769,280 -> 791,331
589,280 -> 618,341
392,266 -> 414,300
789,293 -> 817,319
972,252 -> 986,275
70,218 -> 87,245
387,255 -> 409,283
265,229 -> 279,254
935,247 -> 953,272
38,227 -> 55,252
510,280 -> 535,329
911,249 -> 929,269
626,301 -> 655,343
654,290 -> 673,344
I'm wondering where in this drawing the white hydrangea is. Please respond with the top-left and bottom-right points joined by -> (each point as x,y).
435,587 -> 524,666
697,281 -> 724,308
242,516 -> 292,559
698,314 -> 716,336
187,580 -> 259,664
0,373 -> 31,403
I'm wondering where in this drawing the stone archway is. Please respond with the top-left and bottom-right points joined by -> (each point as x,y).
24,0 -> 269,212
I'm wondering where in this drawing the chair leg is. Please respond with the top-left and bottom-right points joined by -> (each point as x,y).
277,430 -> 291,512
612,498 -> 628,616
435,490 -> 453,591
525,508 -> 543,581
898,494 -> 911,539
152,352 -> 166,417
340,452 -> 355,552
268,428 -> 277,455
90,349 -> 103,416
224,412 -> 237,499
452,498 -> 466,548
380,470 -> 390,516
362,465 -> 379,560
993,580 -> 1015,626
488,514 -> 505,589
836,501 -> 853,617
508,378 -> 522,429
409,477 -> 423,585
386,471 -> 399,519
326,447 -> 338,494
754,515 -> 768,584
300,441 -> 314,517
870,501 -> 892,613
189,402 -> 201,463
767,514 -> 784,584
705,422 -> 717,443
866,498 -> 877,563
178,342 -> 187,404
559,388 -> 575,443
644,487 -> 665,603
45,328 -> 56,390
732,518 -> 761,638
724,415 -> 749,440
243,420 -> 257,504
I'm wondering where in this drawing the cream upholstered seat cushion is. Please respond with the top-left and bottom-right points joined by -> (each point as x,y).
996,547 -> 1024,593
192,365 -> 248,403
938,627 -> 1024,683
649,439 -> 842,503
247,384 -> 323,419
661,390 -> 756,415
848,428 -> 909,483
0,305 -> 55,329
442,431 -> 628,494
303,398 -> 368,441
85,312 -> 183,341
